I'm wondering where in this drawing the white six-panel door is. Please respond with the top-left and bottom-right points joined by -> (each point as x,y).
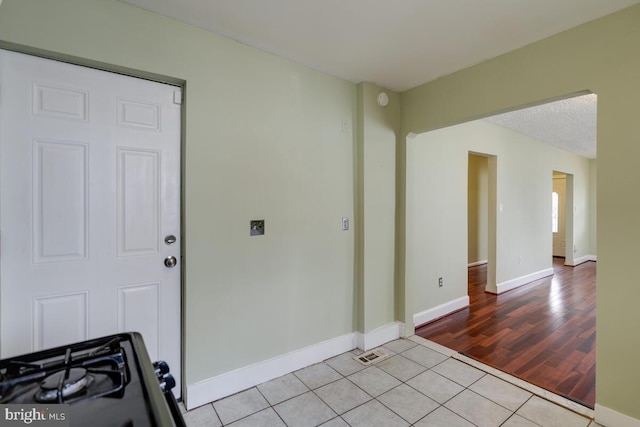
0,50 -> 181,392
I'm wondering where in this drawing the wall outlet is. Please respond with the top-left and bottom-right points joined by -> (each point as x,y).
438,277 -> 443,288
342,217 -> 349,231
250,220 -> 265,236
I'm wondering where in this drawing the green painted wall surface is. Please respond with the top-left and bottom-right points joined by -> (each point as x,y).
400,5 -> 640,418
356,83 -> 399,334
0,0 -> 357,392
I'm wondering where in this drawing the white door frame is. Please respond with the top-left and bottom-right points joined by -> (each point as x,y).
0,46 -> 185,395
554,171 -> 575,266
467,151 -> 498,293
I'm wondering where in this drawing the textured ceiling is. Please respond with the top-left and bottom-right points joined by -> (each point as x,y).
484,94 -> 597,159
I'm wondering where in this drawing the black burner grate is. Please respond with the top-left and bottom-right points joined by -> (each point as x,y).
0,332 -> 181,427
0,336 -> 129,404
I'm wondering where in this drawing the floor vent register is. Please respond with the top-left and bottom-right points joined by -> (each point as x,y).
353,348 -> 390,366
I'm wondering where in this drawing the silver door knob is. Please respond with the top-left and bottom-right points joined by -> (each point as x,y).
164,256 -> 177,268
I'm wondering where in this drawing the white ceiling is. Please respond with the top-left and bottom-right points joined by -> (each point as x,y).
121,0 -> 638,92
120,0 -> 626,158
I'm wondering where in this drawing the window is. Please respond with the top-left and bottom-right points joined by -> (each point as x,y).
552,192 -> 559,233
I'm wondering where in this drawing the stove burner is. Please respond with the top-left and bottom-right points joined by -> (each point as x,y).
35,368 -> 92,402
0,333 -> 183,426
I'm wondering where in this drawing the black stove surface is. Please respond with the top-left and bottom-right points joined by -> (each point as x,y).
0,333 -> 178,427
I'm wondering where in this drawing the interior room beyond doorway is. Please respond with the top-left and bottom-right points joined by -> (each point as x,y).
416,258 -> 596,408
407,93 -> 597,410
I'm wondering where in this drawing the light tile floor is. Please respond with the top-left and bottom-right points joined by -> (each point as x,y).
179,337 -> 601,427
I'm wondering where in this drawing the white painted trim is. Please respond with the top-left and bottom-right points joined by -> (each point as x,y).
185,332 -> 356,410
468,260 -> 488,267
413,296 -> 469,327
356,321 -> 404,351
566,255 -> 597,266
595,404 -> 640,427
495,268 -> 554,294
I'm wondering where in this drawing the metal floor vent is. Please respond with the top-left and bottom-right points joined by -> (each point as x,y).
353,348 -> 390,366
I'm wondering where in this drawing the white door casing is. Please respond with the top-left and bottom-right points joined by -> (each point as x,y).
553,175 -> 567,258
0,50 -> 182,393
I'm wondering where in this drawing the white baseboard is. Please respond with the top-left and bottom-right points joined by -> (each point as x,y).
468,260 -> 488,267
595,404 -> 640,427
495,268 -> 554,294
413,296 -> 469,327
356,321 -> 404,351
185,332 -> 356,410
567,255 -> 597,266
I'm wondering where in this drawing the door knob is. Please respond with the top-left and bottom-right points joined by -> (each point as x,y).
164,256 -> 177,268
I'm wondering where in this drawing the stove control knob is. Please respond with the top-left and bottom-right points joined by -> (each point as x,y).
159,373 -> 176,392
153,360 -> 170,377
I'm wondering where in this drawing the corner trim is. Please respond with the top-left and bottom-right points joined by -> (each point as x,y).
356,321 -> 404,351
494,268 -> 554,294
566,255 -> 597,266
185,332 -> 356,410
413,296 -> 469,328
595,404 -> 640,427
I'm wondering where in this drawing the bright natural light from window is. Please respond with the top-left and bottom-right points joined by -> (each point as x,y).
552,192 -> 559,233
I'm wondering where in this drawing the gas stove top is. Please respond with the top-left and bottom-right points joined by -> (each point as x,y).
0,333 -> 183,426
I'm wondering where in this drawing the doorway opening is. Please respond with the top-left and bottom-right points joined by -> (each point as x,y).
553,171 -> 571,262
468,152 -> 497,293
411,93 -> 597,408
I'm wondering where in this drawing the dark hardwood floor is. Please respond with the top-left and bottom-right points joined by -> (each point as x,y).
415,258 -> 596,408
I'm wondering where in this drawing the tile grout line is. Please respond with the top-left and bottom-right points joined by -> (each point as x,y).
498,395 -> 544,427
209,402 -> 224,426
254,385 -> 290,427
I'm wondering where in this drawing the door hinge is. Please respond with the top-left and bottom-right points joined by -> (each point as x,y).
173,90 -> 182,105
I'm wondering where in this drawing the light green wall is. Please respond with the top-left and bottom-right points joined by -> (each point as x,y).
0,0 -> 357,390
407,130 -> 469,306
0,0 -> 633,418
356,83 -> 399,334
468,154 -> 488,264
406,120 -> 591,315
399,4 -> 640,418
